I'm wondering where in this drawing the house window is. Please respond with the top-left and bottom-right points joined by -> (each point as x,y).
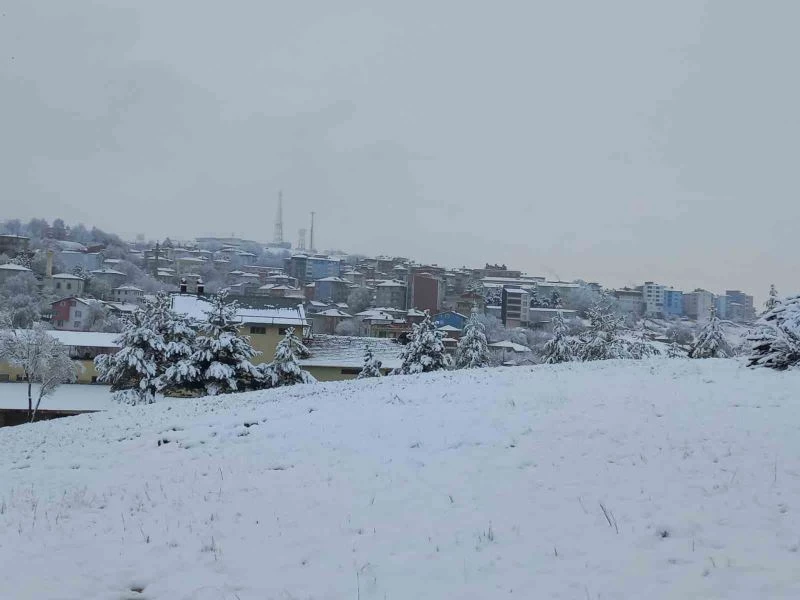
91,376 -> 98,384
75,310 -> 82,317
74,321 -> 81,328
278,328 -> 288,335
16,374 -> 24,381
249,326 -> 266,335
57,320 -> 64,327
66,283 -> 72,290
340,368 -> 361,375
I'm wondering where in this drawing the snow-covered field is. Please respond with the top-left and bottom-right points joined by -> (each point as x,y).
1,359 -> 800,599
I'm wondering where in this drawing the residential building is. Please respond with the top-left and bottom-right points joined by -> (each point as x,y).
300,334 -> 400,381
0,234 -> 29,256
170,294 -> 308,360
613,288 -> 644,316
314,277 -> 350,304
375,280 -> 407,310
51,297 -> 99,331
725,290 -> 755,322
0,329 -> 119,386
715,294 -> 731,320
472,264 -> 523,279
683,289 -> 715,321
663,289 -> 684,317
642,282 -> 666,317
501,287 -> 530,328
455,291 -> 485,315
90,269 -> 127,287
285,254 -> 343,285
310,308 -> 353,335
113,285 -> 144,303
50,273 -> 86,296
59,251 -> 102,273
0,263 -> 32,283
409,272 -> 444,314
433,311 -> 467,331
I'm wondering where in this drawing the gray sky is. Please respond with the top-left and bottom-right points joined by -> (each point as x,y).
2,1 -> 797,302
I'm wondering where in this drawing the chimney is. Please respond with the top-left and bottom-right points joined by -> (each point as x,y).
179,277 -> 187,294
196,278 -> 204,296
46,249 -> 54,279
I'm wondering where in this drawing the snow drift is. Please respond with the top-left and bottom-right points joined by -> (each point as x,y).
2,359 -> 800,599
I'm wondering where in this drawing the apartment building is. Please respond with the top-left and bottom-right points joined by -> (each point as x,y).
683,289 -> 715,321
501,287 -> 530,328
375,280 -> 407,310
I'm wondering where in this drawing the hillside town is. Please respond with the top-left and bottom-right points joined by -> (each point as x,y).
0,217 -> 761,398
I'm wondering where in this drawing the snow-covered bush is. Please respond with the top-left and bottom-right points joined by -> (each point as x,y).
688,308 -> 732,359
259,328 -> 316,387
748,294 -> 800,370
357,347 -> 383,379
395,312 -> 451,374
454,313 -> 490,369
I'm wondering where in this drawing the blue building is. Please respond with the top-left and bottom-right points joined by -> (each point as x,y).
286,255 -> 343,284
433,311 -> 468,330
663,289 -> 684,317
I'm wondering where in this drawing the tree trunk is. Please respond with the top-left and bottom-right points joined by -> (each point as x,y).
27,380 -> 32,421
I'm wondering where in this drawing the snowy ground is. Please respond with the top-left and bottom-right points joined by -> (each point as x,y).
1,359 -> 800,599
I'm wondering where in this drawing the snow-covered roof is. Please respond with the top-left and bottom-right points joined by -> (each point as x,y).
504,288 -> 528,294
170,295 -> 308,327
313,309 -> 353,318
48,330 -> 121,349
528,308 -> 577,313
437,325 -> 462,332
0,263 -> 31,272
302,334 -> 401,369
316,276 -> 348,283
239,273 -> 260,279
114,285 -> 143,292
406,309 -> 427,317
376,280 -> 406,287
102,258 -> 122,264
90,269 -> 126,276
103,302 -> 139,313
51,273 -> 84,280
488,340 -> 531,352
309,301 -> 327,307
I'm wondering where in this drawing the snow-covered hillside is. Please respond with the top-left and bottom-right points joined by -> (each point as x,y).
2,360 -> 800,599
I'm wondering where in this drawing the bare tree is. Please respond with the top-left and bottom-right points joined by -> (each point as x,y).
0,324 -> 77,421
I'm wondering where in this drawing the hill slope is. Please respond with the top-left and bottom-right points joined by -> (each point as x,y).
2,360 -> 800,599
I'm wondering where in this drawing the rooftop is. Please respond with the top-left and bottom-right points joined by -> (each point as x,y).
302,334 -> 401,369
171,294 -> 307,327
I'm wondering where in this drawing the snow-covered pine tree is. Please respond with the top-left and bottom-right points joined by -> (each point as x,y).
765,284 -> 779,312
748,294 -> 800,370
688,307 -> 732,359
454,312 -> 490,369
260,328 -> 316,387
395,311 -> 451,374
541,310 -> 574,364
357,346 -> 383,379
163,291 -> 263,396
95,293 -> 181,404
666,340 -> 684,358
550,290 -> 563,309
576,297 -> 630,361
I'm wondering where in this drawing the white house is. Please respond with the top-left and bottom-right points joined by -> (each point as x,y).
50,273 -> 86,296
112,285 -> 144,303
0,263 -> 32,284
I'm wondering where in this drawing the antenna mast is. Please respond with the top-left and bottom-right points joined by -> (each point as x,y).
309,211 -> 316,253
273,190 -> 284,245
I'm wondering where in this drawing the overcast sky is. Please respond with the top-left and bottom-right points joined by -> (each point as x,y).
2,1 -> 797,301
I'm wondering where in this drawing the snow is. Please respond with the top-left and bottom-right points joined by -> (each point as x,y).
0,382 -> 114,411
488,340 -> 531,352
3,360 -> 800,598
46,329 -> 121,348
171,295 -> 307,327
51,273 -> 84,280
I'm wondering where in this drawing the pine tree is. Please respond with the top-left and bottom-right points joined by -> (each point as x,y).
577,297 -> 630,361
666,340 -> 684,358
541,310 -> 574,364
260,328 -> 316,387
95,292 -> 194,404
550,290 -> 563,309
395,312 -> 451,374
163,291 -> 263,396
688,307 -> 732,359
357,346 -> 383,379
765,284 -> 779,312
454,312 -> 490,369
748,293 -> 800,370
628,323 -> 661,359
